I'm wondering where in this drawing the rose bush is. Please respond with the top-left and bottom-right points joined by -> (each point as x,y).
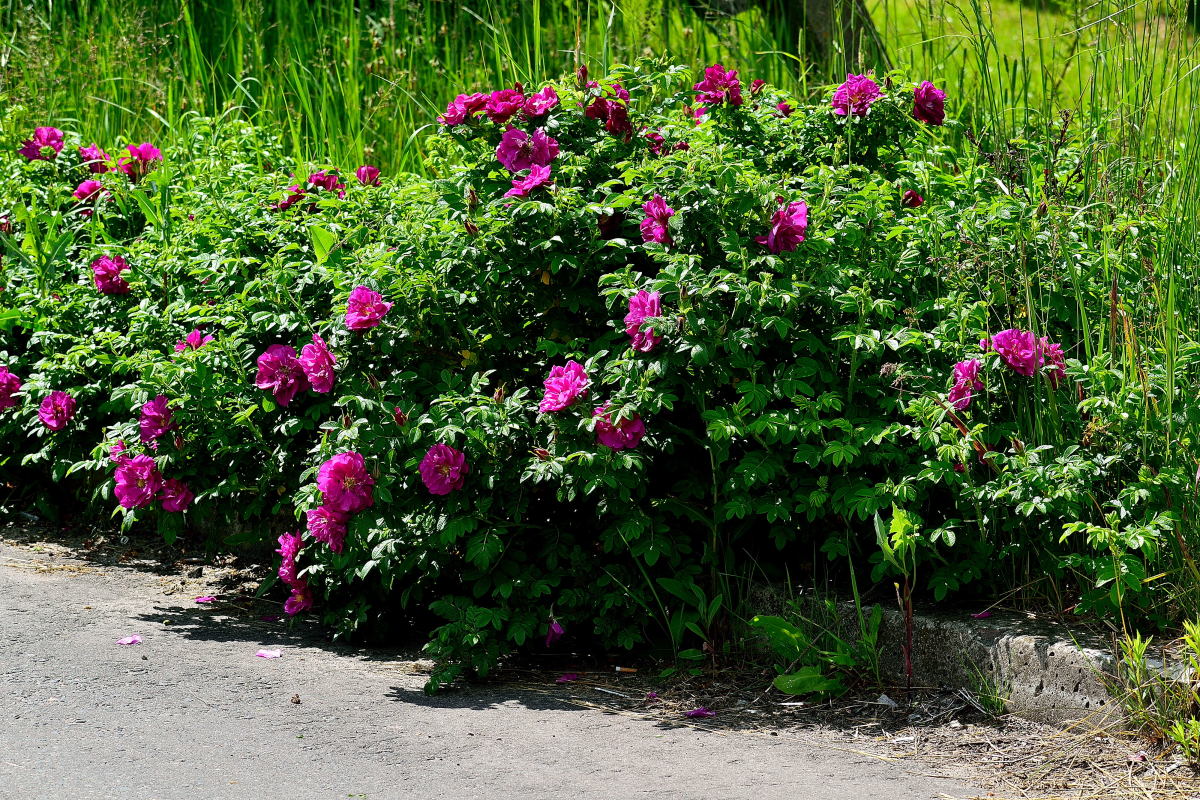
0,63 -> 1195,688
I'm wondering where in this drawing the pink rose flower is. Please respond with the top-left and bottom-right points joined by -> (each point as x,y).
486,89 -> 526,124
902,190 -> 924,208
913,81 -> 947,125
254,344 -> 310,406
91,255 -> 131,294
139,395 -> 176,443
504,164 -> 553,198
523,86 -> 560,118
78,144 -> 111,173
419,444 -> 469,495
306,506 -> 349,553
159,478 -> 195,512
755,200 -> 808,253
38,391 -> 76,431
116,142 -> 161,182
981,329 -> 1040,377
539,360 -> 589,413
640,194 -> 675,246
624,290 -> 663,353
831,74 -> 882,117
317,451 -> 375,513
693,63 -> 743,107
273,184 -> 307,211
73,179 -> 108,205
438,93 -> 488,126
495,127 -> 559,173
584,83 -> 633,139
109,439 -> 128,463
1042,338 -> 1066,388
948,359 -> 983,410
345,285 -> 392,330
114,454 -> 164,508
0,366 -> 22,411
175,329 -> 214,352
355,165 -> 380,186
308,170 -> 346,198
276,531 -> 302,586
593,404 -> 646,450
18,127 -> 64,161
545,618 -> 564,647
284,579 -> 314,615
777,101 -> 794,117
750,78 -> 766,96
299,334 -> 337,393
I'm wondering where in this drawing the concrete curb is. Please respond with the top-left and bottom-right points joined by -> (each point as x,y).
845,603 -> 1119,724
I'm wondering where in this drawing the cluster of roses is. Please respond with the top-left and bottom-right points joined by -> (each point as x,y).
947,328 -> 1068,411
640,191 -> 808,255
253,285 -> 390,406
18,127 -> 163,217
0,373 -> 80,433
534,289 -> 667,452
109,394 -> 194,513
273,165 -> 381,212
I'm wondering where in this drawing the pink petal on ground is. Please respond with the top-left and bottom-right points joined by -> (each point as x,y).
193,596 -> 216,604
255,649 -> 282,659
684,707 -> 716,718
116,635 -> 142,646
555,673 -> 580,683
970,611 -> 993,619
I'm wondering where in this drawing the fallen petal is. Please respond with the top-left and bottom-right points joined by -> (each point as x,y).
970,611 -> 993,619
256,649 -> 283,659
684,707 -> 716,718
260,615 -> 280,622
555,673 -> 580,683
116,635 -> 142,646
194,596 -> 216,604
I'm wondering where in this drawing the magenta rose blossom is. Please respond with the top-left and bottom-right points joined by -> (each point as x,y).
539,360 -> 589,413
913,81 -> 947,125
419,444 -> 469,495
284,579 -> 314,616
273,184 -> 307,211
355,164 -> 381,186
317,451 -> 375,513
593,405 -> 646,450
159,479 -> 195,513
640,194 -> 675,246
1042,338 -> 1066,388
495,127 -> 559,173
175,329 -> 214,352
114,454 -> 164,509
306,506 -> 349,553
750,78 -> 766,96
756,200 -> 808,253
0,367 -> 22,411
18,127 -> 64,161
116,142 -> 162,181
504,165 -> 553,198
948,359 -> 983,410
438,92 -> 488,126
254,344 -> 310,406
38,391 -> 76,431
901,190 -> 924,208
73,179 -> 108,205
545,618 -> 564,647
91,255 -> 131,294
523,86 -> 560,118
831,74 -> 883,117
693,63 -> 743,107
345,285 -> 392,330
486,89 -> 526,124
276,531 -> 302,585
139,395 -> 176,443
78,143 -> 111,173
777,101 -> 795,117
624,290 -> 663,353
981,329 -> 1040,377
308,170 -> 346,198
299,334 -> 337,393
584,83 -> 633,138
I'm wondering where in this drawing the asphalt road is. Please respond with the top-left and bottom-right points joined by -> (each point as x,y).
0,539 -> 981,800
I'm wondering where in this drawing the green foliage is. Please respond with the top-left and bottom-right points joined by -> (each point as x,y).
0,60 -> 1197,689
